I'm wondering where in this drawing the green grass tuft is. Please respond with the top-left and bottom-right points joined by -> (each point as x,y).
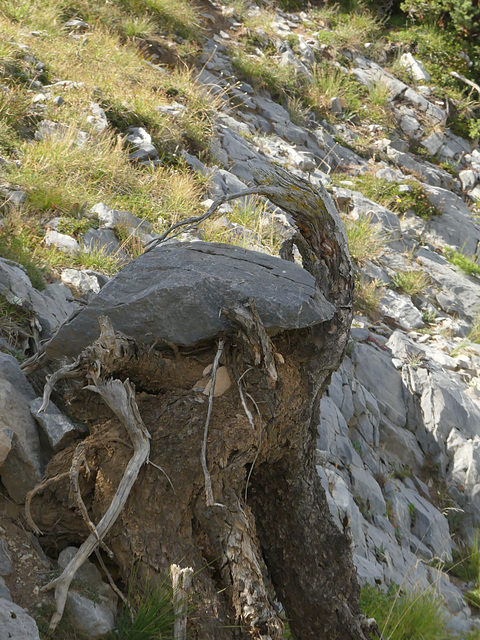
444,247 -> 480,278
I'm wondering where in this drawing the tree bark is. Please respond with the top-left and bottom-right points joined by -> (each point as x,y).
28,165 -> 374,640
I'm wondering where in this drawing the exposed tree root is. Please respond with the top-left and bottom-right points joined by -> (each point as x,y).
25,472 -> 70,536
28,317 -> 151,631
200,339 -> 225,508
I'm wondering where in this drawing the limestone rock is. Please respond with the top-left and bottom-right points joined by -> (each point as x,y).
30,397 -> 88,451
44,230 -> 80,254
45,241 -> 335,360
0,378 -> 44,503
400,53 -> 431,83
0,597 -> 40,640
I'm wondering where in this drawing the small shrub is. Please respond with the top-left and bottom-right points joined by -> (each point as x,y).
392,270 -> 430,297
400,0 -> 480,37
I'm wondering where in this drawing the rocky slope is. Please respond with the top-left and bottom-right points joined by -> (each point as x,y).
2,0 -> 480,637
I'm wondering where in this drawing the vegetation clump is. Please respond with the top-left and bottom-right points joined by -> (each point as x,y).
444,247 -> 480,278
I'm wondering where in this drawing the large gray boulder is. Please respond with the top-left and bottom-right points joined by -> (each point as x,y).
45,241 -> 335,359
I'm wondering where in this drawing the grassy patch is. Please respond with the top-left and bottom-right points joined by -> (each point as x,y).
360,584 -> 449,640
202,198 -> 283,254
334,174 -> 439,219
232,52 -> 304,99
311,6 -> 383,51
110,572 -> 177,640
392,270 -> 430,297
0,223 -> 47,289
444,247 -> 480,278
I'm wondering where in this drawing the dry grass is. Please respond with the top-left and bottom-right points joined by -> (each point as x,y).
354,276 -> 384,314
344,214 -> 384,264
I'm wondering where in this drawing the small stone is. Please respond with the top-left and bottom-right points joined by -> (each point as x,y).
203,366 -> 232,397
459,169 -> 477,192
331,97 -> 344,114
30,397 -> 88,451
129,143 -> 159,162
5,190 -> 27,208
61,268 -> 103,299
125,126 -> 151,146
400,52 -> 431,83
52,95 -> 64,106
86,102 -> 108,132
63,18 -> 89,30
44,230 -> 80,255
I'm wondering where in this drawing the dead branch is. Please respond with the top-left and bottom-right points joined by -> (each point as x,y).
171,564 -> 194,640
450,71 -> 480,96
200,339 -> 225,508
223,299 -> 277,387
40,359 -> 83,411
42,376 -> 150,631
143,187 -> 267,252
94,548 -> 128,606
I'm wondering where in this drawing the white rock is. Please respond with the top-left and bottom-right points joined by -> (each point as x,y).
61,268 -> 102,297
459,169 -> 477,191
44,230 -> 80,254
400,52 -> 431,83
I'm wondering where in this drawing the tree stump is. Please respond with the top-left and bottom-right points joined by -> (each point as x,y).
26,164 -> 375,639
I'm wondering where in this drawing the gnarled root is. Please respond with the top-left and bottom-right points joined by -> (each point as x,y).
30,317 -> 151,631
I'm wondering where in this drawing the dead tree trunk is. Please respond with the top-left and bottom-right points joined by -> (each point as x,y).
26,164 -> 375,640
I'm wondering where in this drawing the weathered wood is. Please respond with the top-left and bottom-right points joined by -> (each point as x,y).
171,564 -> 194,640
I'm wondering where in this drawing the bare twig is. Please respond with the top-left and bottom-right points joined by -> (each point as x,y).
200,339 -> 225,508
94,548 -> 127,606
237,368 -> 255,430
40,359 -> 83,411
25,472 -> 70,535
148,459 -> 176,493
143,188 -> 266,252
244,390 -> 263,503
